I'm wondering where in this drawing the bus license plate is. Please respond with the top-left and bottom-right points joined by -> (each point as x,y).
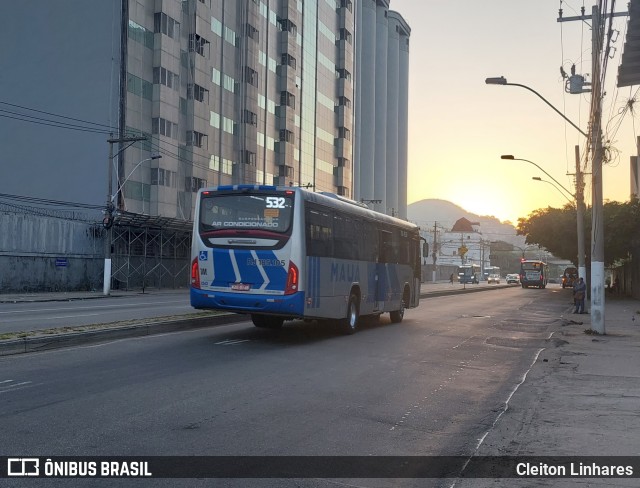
231,283 -> 251,291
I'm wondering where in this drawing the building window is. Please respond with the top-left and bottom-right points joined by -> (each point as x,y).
277,18 -> 297,35
209,154 -> 220,171
336,68 -> 352,81
189,33 -> 209,56
212,67 -> 221,85
154,12 -> 179,38
242,109 -> 257,126
241,150 -> 256,165
150,168 -> 177,187
223,74 -> 235,93
153,67 -> 179,90
280,91 -> 295,108
279,129 -> 294,143
337,157 -> 350,168
210,111 -> 220,128
128,20 -> 154,49
338,127 -> 351,140
339,0 -> 353,12
338,28 -> 352,44
222,117 -> 234,134
211,17 -> 222,37
152,117 -> 177,138
186,130 -> 207,148
127,73 -> 152,101
337,96 -> 351,108
281,53 -> 297,69
224,26 -> 236,46
185,176 -> 208,192
243,66 -> 258,86
187,83 -> 208,102
244,23 -> 259,40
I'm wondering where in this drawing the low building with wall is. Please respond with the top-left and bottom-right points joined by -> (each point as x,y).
0,207 -> 104,293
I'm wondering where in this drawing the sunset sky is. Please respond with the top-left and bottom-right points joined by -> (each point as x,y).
392,0 -> 636,225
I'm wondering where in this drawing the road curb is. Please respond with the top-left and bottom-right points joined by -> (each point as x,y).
0,313 -> 247,357
420,283 -> 512,298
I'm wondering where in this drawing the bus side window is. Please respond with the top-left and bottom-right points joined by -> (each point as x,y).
379,230 -> 392,263
306,207 -> 333,257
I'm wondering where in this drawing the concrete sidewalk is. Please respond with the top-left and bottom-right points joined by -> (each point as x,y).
456,295 -> 640,486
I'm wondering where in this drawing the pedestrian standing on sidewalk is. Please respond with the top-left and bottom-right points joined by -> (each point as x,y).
573,277 -> 586,313
449,273 -> 454,285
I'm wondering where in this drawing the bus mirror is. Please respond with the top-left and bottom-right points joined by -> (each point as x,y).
422,242 -> 429,256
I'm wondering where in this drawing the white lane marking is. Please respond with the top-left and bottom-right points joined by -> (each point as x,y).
215,339 -> 251,346
0,380 -> 33,393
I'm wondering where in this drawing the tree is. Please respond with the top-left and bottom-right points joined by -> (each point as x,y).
517,198 -> 640,267
517,204 -> 578,263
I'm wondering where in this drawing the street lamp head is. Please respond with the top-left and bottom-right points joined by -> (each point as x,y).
532,176 -> 542,181
485,76 -> 507,85
151,154 -> 162,160
500,155 -> 515,160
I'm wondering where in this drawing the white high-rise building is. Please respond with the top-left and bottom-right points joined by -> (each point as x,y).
354,0 -> 410,218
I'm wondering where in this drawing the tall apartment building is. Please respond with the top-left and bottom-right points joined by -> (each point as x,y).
354,0 -> 410,218
121,0 -> 355,220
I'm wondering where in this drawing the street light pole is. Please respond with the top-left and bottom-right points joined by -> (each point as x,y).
501,155 -> 573,195
103,135 -> 149,296
485,77 -> 589,137
112,155 -> 162,204
531,177 -> 574,204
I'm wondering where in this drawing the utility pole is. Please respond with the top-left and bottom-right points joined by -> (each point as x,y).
432,222 -> 438,282
558,4 -> 627,334
590,4 -> 606,333
103,135 -> 148,296
572,145 -> 587,281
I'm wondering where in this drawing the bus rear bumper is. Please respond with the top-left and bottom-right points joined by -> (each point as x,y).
190,287 -> 305,316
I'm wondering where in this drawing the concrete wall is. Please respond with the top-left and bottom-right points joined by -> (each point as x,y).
0,210 -> 104,293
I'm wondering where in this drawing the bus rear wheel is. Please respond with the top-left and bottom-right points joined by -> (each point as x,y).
251,314 -> 283,329
390,296 -> 406,323
342,294 -> 360,335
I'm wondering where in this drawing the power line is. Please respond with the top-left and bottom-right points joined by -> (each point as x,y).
0,110 -> 113,135
0,192 -> 104,210
0,100 -> 117,131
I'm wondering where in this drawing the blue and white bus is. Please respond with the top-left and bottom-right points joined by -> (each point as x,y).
190,185 -> 422,334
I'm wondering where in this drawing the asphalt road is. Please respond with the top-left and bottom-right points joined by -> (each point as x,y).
0,281 -> 512,335
0,287 -> 570,487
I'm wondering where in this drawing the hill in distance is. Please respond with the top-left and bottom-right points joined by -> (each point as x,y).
407,199 -> 527,247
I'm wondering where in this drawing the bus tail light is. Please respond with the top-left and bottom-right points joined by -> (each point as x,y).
191,258 -> 200,289
285,261 -> 299,295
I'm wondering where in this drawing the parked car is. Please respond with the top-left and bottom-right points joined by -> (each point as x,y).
487,273 -> 501,284
506,273 -> 520,284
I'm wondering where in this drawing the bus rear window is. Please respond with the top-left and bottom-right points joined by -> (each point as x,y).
199,193 -> 293,234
